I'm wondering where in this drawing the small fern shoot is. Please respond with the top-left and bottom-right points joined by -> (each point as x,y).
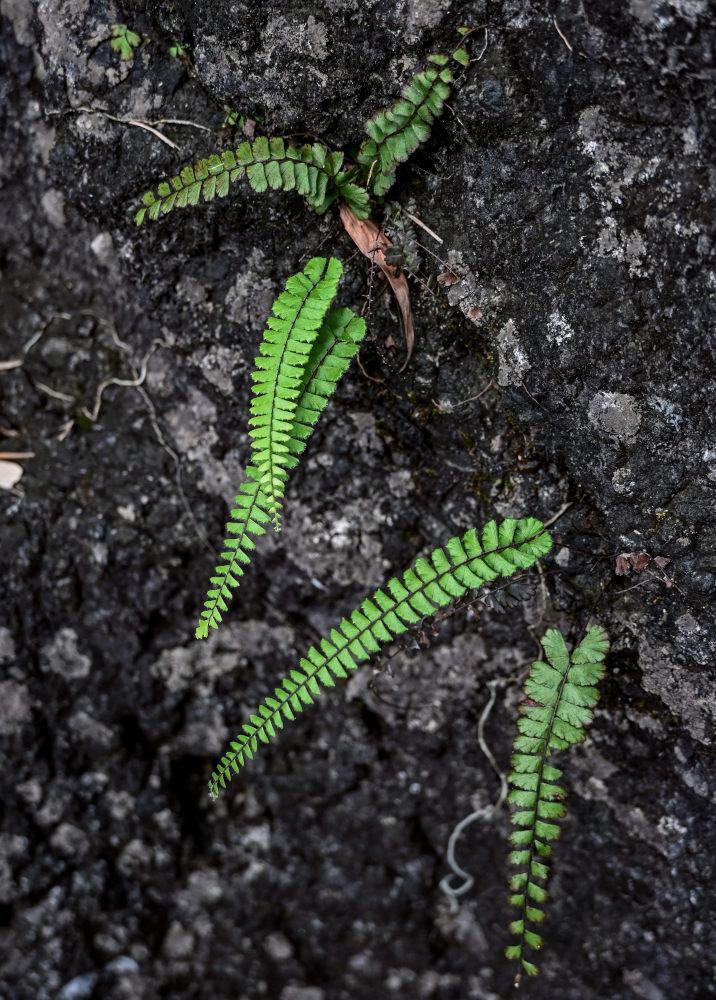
506,626 -> 609,984
208,517 -> 552,798
357,47 -> 469,197
196,263 -> 366,639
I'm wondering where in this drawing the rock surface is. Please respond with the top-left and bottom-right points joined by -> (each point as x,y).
1,2 -> 714,998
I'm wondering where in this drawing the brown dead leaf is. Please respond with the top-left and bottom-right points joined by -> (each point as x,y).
466,305 -> 482,321
0,459 -> 23,490
654,556 -> 671,569
629,552 -> 651,572
339,203 -> 415,371
437,267 -> 460,286
615,553 -> 631,576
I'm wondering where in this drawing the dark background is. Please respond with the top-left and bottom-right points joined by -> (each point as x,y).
1,2 -> 714,998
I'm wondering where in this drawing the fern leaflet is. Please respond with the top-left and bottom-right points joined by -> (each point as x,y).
208,517 -> 552,798
506,626 -> 609,983
195,283 -> 366,639
135,138 -> 370,224
357,49 -> 467,197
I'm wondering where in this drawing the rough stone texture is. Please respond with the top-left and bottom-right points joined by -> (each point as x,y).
1,3 -> 714,999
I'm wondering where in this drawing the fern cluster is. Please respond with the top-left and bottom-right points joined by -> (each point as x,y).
135,41 -> 470,226
506,626 -> 609,982
196,257 -> 366,639
208,517 -> 552,798
129,34 -> 611,982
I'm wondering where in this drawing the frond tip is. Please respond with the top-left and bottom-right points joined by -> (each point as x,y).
207,518 -> 552,799
506,625 -> 609,984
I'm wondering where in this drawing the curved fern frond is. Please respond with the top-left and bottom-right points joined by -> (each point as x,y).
248,256 -> 343,527
135,138 -> 371,225
506,626 -> 609,983
207,517 -> 552,798
195,294 -> 367,640
357,48 -> 467,197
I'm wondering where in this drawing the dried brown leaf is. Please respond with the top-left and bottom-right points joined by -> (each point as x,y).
437,267 -> 460,286
629,552 -> 651,572
339,203 -> 415,371
615,553 -> 632,576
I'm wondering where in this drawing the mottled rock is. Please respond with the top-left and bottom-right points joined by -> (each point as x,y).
1,4 -> 714,1000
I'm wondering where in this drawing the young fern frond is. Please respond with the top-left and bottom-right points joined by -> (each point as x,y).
208,517 -> 552,799
357,48 -> 468,197
195,280 -> 367,640
506,626 -> 609,983
248,256 -> 343,527
135,138 -> 371,225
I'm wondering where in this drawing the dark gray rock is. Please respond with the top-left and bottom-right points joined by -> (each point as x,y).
1,2 -> 714,999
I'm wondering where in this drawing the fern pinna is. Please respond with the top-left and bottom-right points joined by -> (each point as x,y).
506,626 -> 609,983
196,258 -> 366,639
135,42 -> 470,226
208,517 -> 552,798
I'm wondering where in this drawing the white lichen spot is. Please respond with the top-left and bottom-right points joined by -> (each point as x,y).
117,503 -> 136,522
496,319 -> 531,387
40,628 -> 92,680
0,626 -> 16,662
588,391 -> 642,443
546,311 -> 575,346
0,680 -> 31,734
703,447 -> 716,481
612,467 -> 637,495
40,189 -> 66,228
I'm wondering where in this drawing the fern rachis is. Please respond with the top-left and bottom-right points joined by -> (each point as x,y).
506,626 -> 609,982
208,517 -> 552,798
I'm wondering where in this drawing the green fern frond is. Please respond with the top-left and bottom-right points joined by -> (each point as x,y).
195,290 -> 367,640
135,138 -> 371,225
248,256 -> 343,527
506,626 -> 609,983
208,517 -> 552,798
283,306 -> 367,464
357,51 -> 462,197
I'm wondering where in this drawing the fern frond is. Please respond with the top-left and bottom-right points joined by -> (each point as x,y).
135,138 -> 371,224
195,298 -> 367,640
248,256 -> 343,528
208,518 -> 552,798
506,626 -> 609,983
284,306 -> 367,463
357,52 -> 458,197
